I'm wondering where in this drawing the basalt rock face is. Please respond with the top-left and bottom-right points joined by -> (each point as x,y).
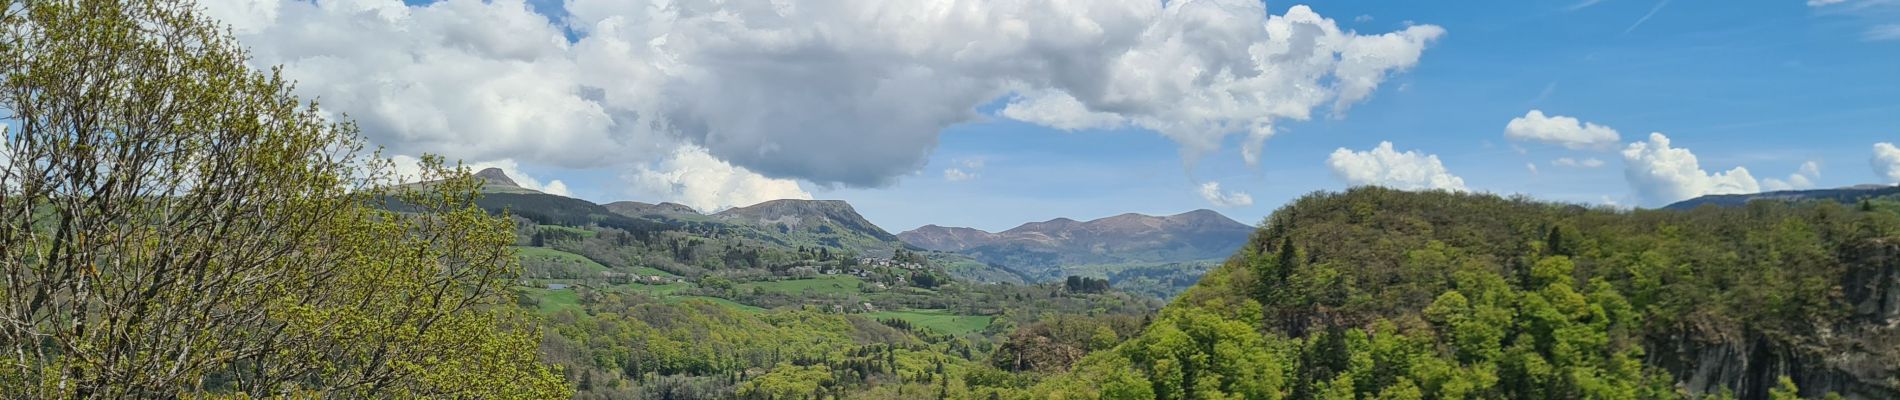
1844,239 -> 1900,325
1654,238 -> 1900,400
473,167 -> 518,187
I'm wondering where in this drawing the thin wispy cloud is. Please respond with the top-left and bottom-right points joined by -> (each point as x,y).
1625,0 -> 1671,34
1567,0 -> 1606,12
1867,24 -> 1900,40
1527,81 -> 1559,105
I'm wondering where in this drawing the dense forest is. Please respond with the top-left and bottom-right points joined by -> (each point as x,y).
505,186 -> 1900,399
9,0 -> 1898,398
1033,188 -> 1900,400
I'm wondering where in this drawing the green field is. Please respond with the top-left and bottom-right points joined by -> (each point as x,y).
736,276 -> 864,295
615,282 -> 689,296
520,287 -> 581,314
867,309 -> 993,336
514,246 -> 608,271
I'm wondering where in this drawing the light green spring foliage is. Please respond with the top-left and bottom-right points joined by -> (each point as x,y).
0,0 -> 566,397
739,363 -> 834,399
1026,188 -> 1883,400
1032,257 -> 1665,400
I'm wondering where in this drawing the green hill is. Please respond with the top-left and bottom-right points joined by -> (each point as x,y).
1038,187 -> 1899,400
1664,184 -> 1900,210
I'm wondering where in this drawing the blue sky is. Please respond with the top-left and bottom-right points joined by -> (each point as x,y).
205,0 -> 1900,233
818,0 -> 1900,231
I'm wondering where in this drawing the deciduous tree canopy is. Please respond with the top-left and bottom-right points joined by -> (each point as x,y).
0,0 -> 566,397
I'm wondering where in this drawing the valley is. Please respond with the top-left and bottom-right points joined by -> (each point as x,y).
488,167 -> 1900,399
460,169 -> 1175,398
12,3 -> 1897,398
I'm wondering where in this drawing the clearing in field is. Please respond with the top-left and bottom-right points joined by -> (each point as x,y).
867,309 -> 992,336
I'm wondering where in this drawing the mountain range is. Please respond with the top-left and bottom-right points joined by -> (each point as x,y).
455,168 -> 1248,286
899,210 -> 1253,277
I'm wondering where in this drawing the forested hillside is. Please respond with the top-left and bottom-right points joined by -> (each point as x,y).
1036,188 -> 1900,400
470,171 -> 1168,398
0,3 -> 567,397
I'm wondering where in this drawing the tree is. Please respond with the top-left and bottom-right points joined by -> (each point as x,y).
0,0 -> 566,397
1768,377 -> 1800,400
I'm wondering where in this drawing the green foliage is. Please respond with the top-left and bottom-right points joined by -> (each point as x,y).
739,363 -> 834,399
869,310 -> 996,336
0,0 -> 566,397
1769,376 -> 1800,400
990,314 -> 1143,373
1041,187 -> 1900,399
517,246 -> 611,279
737,275 -> 866,296
1034,303 -> 1283,400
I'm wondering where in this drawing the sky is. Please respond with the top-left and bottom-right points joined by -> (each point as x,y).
196,0 -> 1900,232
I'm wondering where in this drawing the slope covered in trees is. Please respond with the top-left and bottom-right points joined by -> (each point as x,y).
0,0 -> 565,397
1037,187 -> 1899,400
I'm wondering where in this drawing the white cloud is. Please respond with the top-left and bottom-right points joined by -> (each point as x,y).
942,157 -> 986,182
222,0 -> 638,171
1505,110 -> 1620,150
541,180 -> 571,197
1624,0 -> 1670,34
388,155 -> 573,197
1875,143 -> 1900,184
1621,133 -> 1760,206
1809,0 -> 1848,6
1867,24 -> 1900,41
1527,162 -> 1540,175
1552,157 -> 1607,168
1197,181 -> 1254,207
1567,0 -> 1606,11
624,146 -> 812,212
1326,141 -> 1467,191
208,0 -> 1443,188
944,168 -> 978,182
1762,161 -> 1820,191
999,90 -> 1126,131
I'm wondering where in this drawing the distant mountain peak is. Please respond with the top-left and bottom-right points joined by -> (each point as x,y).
715,199 -> 897,242
900,210 -> 1252,268
473,168 -> 518,187
604,201 -> 701,217
1174,209 -> 1223,218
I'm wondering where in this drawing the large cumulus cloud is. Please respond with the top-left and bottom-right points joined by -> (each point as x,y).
1875,142 -> 1900,184
203,0 -> 1442,194
1326,141 -> 1467,191
624,146 -> 813,212
1620,133 -> 1760,206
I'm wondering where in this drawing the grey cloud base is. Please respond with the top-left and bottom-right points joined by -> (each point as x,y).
207,0 -> 1441,192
